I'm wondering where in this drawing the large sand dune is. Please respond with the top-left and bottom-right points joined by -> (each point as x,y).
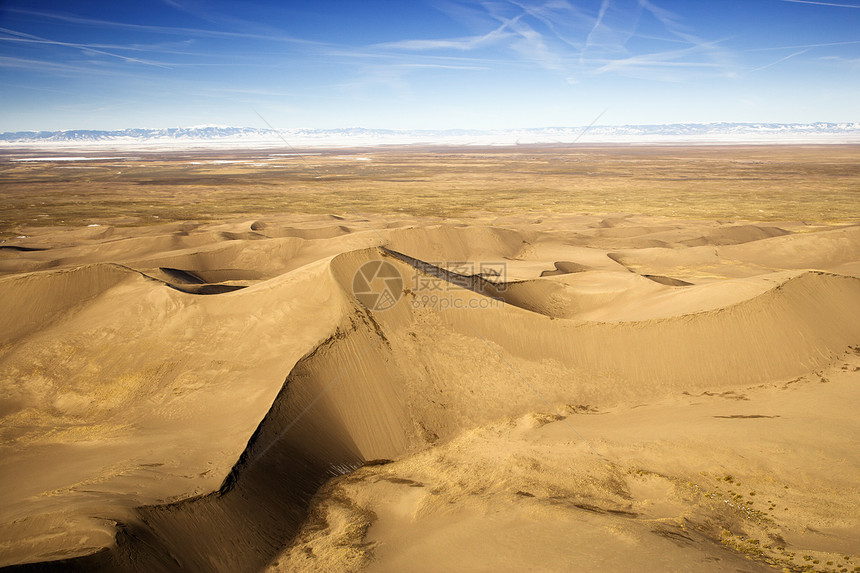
1,213 -> 859,572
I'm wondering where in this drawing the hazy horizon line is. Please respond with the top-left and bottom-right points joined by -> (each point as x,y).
3,120 -> 859,135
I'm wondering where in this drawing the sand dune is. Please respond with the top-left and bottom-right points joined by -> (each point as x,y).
0,213 -> 858,572
0,263 -> 135,344
385,224 -> 529,263
539,260 -> 590,276
608,224 -> 860,280
680,224 -> 791,247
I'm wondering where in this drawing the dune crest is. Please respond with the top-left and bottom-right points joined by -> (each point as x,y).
1,213 -> 858,571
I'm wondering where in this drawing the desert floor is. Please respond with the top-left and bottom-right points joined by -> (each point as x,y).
0,145 -> 858,572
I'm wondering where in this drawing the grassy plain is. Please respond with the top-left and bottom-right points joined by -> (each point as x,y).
1,144 -> 858,240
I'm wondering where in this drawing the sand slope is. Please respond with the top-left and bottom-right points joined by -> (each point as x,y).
0,214 -> 858,572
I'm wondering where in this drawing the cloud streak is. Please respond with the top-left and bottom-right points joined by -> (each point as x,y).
2,0 -> 856,130
0,55 -> 123,76
749,48 -> 810,72
373,0 -> 735,81
584,0 -> 611,55
375,20 -> 514,51
0,28 -> 173,68
747,39 -> 860,50
4,7 -> 321,45
778,0 -> 860,8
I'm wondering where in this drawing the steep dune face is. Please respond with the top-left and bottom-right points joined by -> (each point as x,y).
331,253 -> 860,445
1,214 -> 858,571
0,264 -> 135,344
27,250 -> 858,571
0,256 -> 346,570
681,224 -> 791,246
439,270 -> 860,391
273,349 -> 860,573
130,237 -> 307,281
609,224 -> 860,280
384,224 -> 530,263
0,273 -> 412,572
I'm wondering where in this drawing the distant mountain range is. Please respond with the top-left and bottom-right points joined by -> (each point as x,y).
2,123 -> 859,147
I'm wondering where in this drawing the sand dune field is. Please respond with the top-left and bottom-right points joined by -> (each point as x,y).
0,146 -> 858,572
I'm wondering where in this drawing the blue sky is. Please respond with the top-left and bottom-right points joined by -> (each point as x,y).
0,0 -> 858,131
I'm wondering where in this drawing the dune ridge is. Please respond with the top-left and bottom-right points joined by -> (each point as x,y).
0,263 -> 141,345
1,214 -> 858,571
5,244 -> 859,571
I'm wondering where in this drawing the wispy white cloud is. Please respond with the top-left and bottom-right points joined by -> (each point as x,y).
501,14 -> 566,71
201,87 -> 297,97
4,7 -> 320,45
638,0 -> 733,69
817,55 -> 860,67
0,81 -> 78,96
592,42 -> 727,75
375,20 -> 514,51
637,0 -> 683,29
459,2 -> 577,72
377,2 -> 588,76
396,62 -> 490,71
741,37 -> 860,74
584,0 -> 612,55
0,55 -> 122,75
578,0 -> 648,59
330,56 -> 493,100
0,30 -> 275,82
778,0 -> 860,8
0,28 -> 173,68
374,3 -> 567,72
508,0 -> 591,50
370,0 -> 735,82
747,39 -> 860,50
158,0 -> 300,40
749,49 -> 810,72
0,27 -> 202,57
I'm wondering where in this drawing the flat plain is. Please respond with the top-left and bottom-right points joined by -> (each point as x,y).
0,144 -> 858,572
2,145 -> 858,239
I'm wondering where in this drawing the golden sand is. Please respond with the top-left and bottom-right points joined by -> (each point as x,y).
0,146 -> 858,572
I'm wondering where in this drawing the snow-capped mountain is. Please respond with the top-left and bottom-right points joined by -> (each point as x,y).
0,126 -> 274,144
1,123 -> 858,148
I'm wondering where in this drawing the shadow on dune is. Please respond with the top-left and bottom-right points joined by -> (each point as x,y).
2,266 -> 411,572
0,245 -> 48,252
4,247 -> 860,572
2,326 -> 389,572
